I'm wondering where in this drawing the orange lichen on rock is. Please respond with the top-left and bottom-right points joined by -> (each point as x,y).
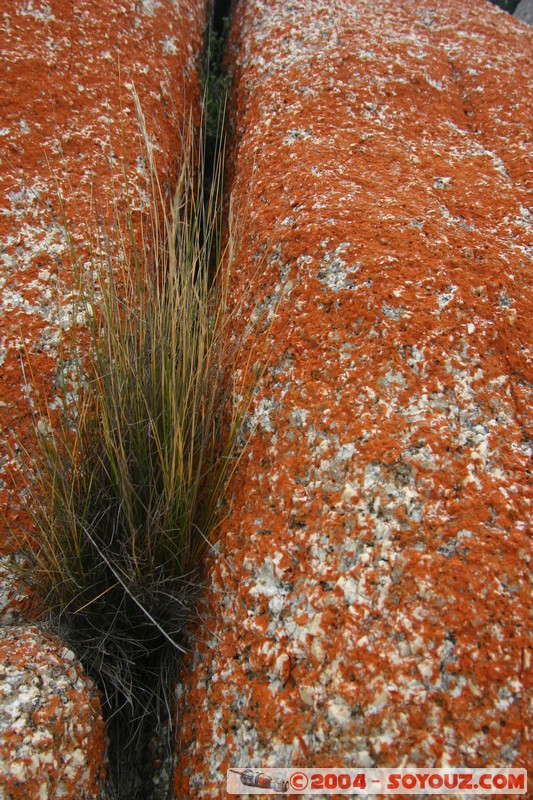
0,0 -> 206,550
0,0 -> 207,796
0,626 -> 106,799
175,1 -> 532,797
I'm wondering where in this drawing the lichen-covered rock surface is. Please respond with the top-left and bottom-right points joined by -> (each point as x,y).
175,0 -> 532,796
0,0 -> 205,548
0,0 -> 206,797
0,626 -> 105,800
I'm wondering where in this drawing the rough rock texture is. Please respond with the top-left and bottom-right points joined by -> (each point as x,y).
515,0 -> 533,24
175,0 -> 532,796
0,0 -> 205,548
0,626 -> 105,800
0,0 -> 206,797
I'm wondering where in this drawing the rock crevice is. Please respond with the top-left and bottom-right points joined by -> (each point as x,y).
0,1 -> 531,798
0,0 -> 207,797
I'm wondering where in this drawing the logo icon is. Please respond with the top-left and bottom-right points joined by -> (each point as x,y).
229,769 -> 289,793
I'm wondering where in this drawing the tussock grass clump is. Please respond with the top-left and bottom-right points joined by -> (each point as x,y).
5,99 -> 253,795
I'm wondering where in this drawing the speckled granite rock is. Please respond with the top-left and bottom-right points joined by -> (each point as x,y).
0,626 -> 105,800
0,0 -> 205,550
0,0 -> 206,797
175,0 -> 532,796
514,0 -> 533,24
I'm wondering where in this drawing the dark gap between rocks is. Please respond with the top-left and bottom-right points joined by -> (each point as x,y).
103,2 -> 234,800
487,0 -> 520,12
202,0 -> 232,198
213,0 -> 232,34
